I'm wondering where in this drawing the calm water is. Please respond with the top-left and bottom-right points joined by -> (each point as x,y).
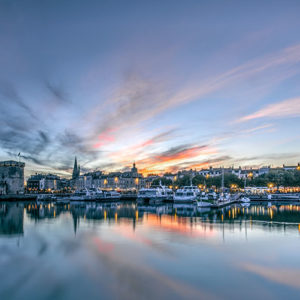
1,201 -> 300,300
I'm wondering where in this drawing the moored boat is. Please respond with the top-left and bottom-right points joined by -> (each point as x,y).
173,189 -> 198,203
137,187 -> 164,204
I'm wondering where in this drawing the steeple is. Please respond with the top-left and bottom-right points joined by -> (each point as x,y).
72,157 -> 79,179
131,161 -> 138,175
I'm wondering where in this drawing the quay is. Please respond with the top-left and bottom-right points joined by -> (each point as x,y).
248,194 -> 300,202
0,194 -> 37,201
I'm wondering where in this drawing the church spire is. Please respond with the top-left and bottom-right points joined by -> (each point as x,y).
72,157 -> 79,179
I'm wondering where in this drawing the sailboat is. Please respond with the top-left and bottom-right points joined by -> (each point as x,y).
217,168 -> 231,204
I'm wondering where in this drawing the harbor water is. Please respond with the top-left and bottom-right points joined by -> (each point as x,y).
1,201 -> 300,299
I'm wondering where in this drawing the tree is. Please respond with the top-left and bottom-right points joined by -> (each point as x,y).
151,178 -> 172,187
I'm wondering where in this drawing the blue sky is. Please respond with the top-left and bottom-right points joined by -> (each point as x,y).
0,0 -> 300,176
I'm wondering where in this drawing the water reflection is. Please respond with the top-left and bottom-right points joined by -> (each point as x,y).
1,201 -> 300,300
20,202 -> 300,235
0,203 -> 23,236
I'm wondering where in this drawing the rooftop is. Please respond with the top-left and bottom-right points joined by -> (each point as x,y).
0,161 -> 25,168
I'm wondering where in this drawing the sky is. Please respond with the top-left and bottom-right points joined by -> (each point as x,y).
0,0 -> 300,177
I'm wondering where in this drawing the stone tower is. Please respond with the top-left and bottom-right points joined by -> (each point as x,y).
0,161 -> 25,194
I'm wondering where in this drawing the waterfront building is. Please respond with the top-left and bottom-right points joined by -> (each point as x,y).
283,163 -> 300,171
0,161 -> 25,195
163,173 -> 177,181
27,173 -> 60,191
39,174 -> 60,190
27,174 -> 44,191
198,166 -> 271,179
75,163 -> 148,190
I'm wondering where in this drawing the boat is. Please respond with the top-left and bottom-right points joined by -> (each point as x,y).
207,191 -> 217,200
37,194 -> 56,201
58,189 -> 121,202
199,192 -> 209,201
216,193 -> 231,204
69,194 -> 87,201
120,190 -> 137,201
173,189 -> 198,203
182,185 -> 201,195
161,186 -> 174,202
240,196 -> 250,203
137,187 -> 164,204
87,189 -> 121,201
197,199 -> 212,207
55,197 -> 70,204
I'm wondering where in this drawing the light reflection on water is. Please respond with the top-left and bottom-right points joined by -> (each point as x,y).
1,201 -> 300,300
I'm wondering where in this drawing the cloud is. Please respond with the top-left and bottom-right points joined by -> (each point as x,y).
153,144 -> 208,163
237,97 -> 300,122
2,42 -> 300,175
0,81 -> 36,118
45,81 -> 70,104
84,43 -> 300,147
233,152 -> 300,164
131,143 -> 219,175
137,144 -> 209,167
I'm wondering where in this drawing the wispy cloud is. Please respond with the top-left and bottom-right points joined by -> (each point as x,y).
84,43 -> 300,146
237,97 -> 300,122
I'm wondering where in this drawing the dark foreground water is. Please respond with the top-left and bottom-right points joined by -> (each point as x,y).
1,201 -> 300,300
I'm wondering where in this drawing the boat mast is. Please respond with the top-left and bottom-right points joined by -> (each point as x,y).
221,167 -> 224,195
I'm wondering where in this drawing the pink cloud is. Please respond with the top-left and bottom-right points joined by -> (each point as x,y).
237,97 -> 300,123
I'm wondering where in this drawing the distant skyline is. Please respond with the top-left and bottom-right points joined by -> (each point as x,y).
1,0 -> 300,176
